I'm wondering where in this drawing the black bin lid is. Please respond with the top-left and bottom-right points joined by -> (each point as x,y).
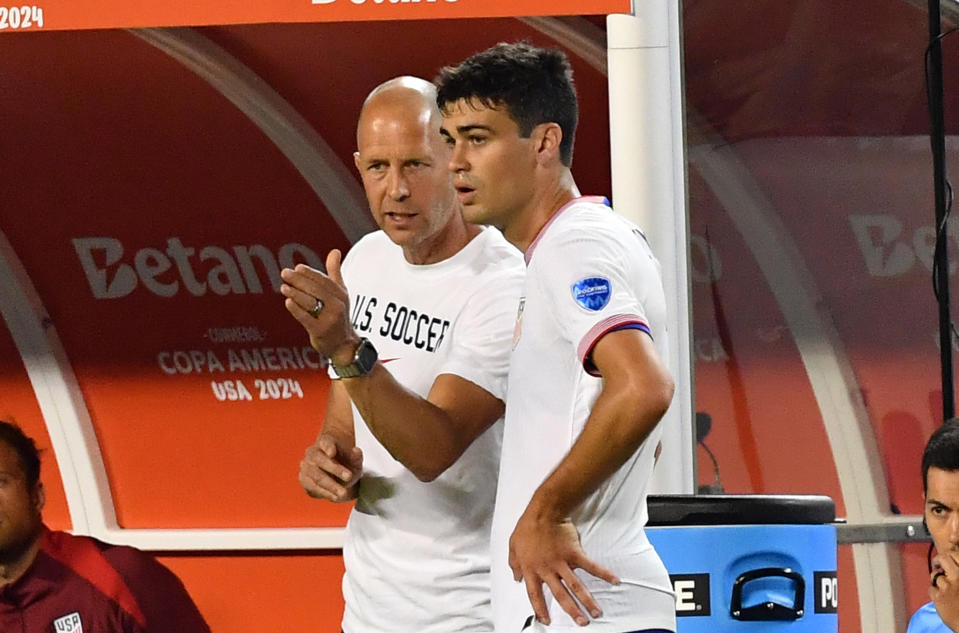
647,494 -> 836,526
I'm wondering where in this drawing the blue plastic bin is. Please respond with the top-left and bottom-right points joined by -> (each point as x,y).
646,495 -> 837,632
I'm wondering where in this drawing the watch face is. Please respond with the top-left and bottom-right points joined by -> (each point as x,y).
355,338 -> 377,372
334,338 -> 377,378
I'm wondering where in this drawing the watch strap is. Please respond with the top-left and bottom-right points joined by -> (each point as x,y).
331,338 -> 377,378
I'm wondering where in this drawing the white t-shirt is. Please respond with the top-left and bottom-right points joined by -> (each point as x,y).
333,227 -> 525,633
491,197 -> 676,633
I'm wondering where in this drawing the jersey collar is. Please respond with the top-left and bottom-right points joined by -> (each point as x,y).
524,196 -> 610,265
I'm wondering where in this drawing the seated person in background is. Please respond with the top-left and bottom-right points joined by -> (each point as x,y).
0,420 -> 210,633
909,419 -> 959,633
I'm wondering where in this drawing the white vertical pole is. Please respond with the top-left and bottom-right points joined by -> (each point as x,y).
607,3 -> 694,493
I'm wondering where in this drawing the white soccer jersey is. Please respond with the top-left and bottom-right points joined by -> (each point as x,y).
332,227 -> 525,633
491,197 -> 676,633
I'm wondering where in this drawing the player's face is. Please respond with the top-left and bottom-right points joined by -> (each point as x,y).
354,108 -> 458,264
925,467 -> 959,557
441,99 -> 538,234
0,442 -> 43,561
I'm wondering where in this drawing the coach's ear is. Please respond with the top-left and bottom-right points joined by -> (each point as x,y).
532,122 -> 563,166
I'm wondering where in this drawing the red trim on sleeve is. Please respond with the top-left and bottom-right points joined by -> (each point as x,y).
577,316 -> 651,377
41,530 -> 147,627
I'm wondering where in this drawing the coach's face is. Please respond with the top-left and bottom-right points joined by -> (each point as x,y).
354,98 -> 458,265
0,441 -> 43,562
926,467 -> 959,558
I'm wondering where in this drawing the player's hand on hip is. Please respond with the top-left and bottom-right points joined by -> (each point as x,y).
931,552 -> 959,630
508,512 -> 619,627
298,434 -> 363,503
280,249 -> 359,362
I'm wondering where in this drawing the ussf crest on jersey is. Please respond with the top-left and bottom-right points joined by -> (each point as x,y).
572,277 -> 612,311
512,298 -> 525,349
53,612 -> 82,632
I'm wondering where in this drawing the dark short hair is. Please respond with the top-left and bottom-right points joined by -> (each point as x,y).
922,419 -> 959,493
436,41 -> 579,167
0,421 -> 41,489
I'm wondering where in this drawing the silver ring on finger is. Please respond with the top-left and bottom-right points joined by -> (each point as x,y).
308,298 -> 324,318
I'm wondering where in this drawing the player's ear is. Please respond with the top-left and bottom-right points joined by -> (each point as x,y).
33,481 -> 45,513
353,151 -> 362,173
532,123 -> 563,165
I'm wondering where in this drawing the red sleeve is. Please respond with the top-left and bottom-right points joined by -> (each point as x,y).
102,546 -> 211,633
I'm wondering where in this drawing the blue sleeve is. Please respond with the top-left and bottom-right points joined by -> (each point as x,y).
907,602 -> 953,633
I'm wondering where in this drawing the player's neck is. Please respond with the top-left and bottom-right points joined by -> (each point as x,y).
0,530 -> 42,588
504,171 -> 579,253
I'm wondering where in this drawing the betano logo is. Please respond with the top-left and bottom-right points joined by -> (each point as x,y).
72,237 -> 323,299
311,0 -> 456,4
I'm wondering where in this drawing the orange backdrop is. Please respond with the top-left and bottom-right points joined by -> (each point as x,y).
0,0 -> 630,32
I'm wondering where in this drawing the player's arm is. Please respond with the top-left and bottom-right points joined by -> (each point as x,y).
299,379 -> 362,503
523,328 -> 673,521
508,327 -> 674,626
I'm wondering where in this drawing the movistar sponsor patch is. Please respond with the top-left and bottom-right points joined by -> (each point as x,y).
572,277 -> 611,311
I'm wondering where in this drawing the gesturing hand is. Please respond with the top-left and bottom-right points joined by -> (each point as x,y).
280,249 -> 359,364
508,512 -> 619,627
298,433 -> 363,503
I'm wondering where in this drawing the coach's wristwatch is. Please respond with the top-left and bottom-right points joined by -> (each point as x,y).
331,337 -> 378,378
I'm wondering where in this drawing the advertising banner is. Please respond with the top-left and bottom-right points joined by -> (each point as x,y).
0,0 -> 631,33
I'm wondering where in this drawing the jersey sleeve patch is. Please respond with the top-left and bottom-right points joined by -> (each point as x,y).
571,276 -> 612,311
